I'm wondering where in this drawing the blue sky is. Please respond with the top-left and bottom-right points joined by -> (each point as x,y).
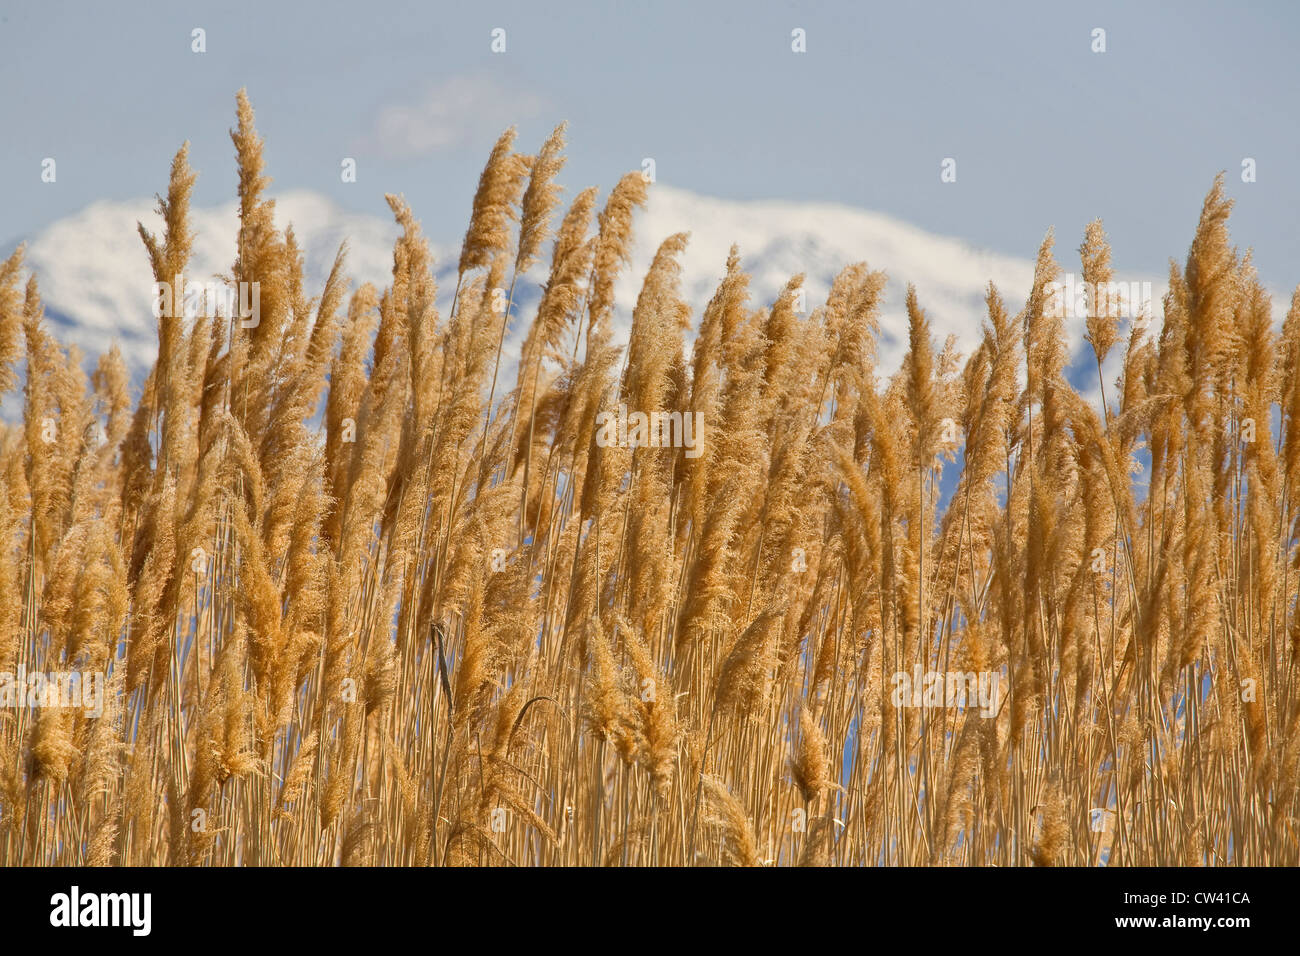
2,0 -> 1298,291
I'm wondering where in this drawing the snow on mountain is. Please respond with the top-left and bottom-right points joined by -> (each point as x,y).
621,188 -> 1041,376
13,185 -> 1163,402
19,191 -> 404,367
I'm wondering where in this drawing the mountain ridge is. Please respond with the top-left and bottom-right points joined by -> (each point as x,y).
11,185 -> 1166,404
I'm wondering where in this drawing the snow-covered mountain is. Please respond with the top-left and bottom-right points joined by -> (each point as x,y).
19,191 -> 402,368
628,188 -> 1041,375
12,185 -> 1162,398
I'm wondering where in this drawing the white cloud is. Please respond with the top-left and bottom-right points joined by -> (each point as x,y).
371,74 -> 546,160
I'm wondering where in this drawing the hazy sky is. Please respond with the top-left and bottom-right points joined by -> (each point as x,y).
2,0 -> 1297,290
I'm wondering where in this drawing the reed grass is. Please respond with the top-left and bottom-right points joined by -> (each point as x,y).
0,94 -> 1296,866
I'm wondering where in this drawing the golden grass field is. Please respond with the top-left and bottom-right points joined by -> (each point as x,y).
1,91 -> 1297,866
